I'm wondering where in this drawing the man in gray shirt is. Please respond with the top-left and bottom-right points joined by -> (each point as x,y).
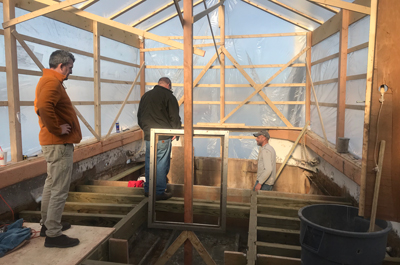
253,130 -> 276,191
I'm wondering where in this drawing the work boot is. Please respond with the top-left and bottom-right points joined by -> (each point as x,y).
40,222 -> 71,237
44,234 -> 80,248
156,192 -> 172,201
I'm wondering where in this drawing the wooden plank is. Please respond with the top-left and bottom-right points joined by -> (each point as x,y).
269,0 -> 323,24
183,0 -> 194,263
155,231 -> 188,265
64,202 -> 135,215
221,46 -> 308,125
12,29 -> 44,70
309,0 -> 371,14
224,251 -> 246,265
105,62 -> 145,138
256,254 -> 301,265
242,0 -> 311,31
2,0 -> 87,29
29,0 -> 205,56
311,0 -> 370,46
76,185 -> 145,195
187,231 -> 217,265
257,214 -> 300,230
193,0 -> 224,23
167,32 -> 307,39
79,0 -> 99,10
2,223 -> 115,265
91,180 -> 130,187
178,50 -> 219,106
82,261 -> 131,265
3,0 -> 22,162
131,0 -> 177,27
108,0 -> 145,20
145,0 -> 203,31
108,164 -> 145,181
275,121 -> 310,182
173,0 -> 184,26
305,32 -> 311,123
220,3 -> 225,121
109,238 -> 129,263
311,2 -> 339,13
247,191 -> 257,265
66,192 -> 144,204
145,63 -> 304,69
73,105 -> 101,140
140,39 -> 145,96
257,227 -> 300,246
141,42 -> 222,52
93,21 -> 101,137
258,190 -> 348,202
257,205 -> 299,218
257,196 -> 351,208
145,81 -> 305,87
336,9 -> 349,148
311,102 -> 365,110
257,242 -> 301,258
369,141 -> 385,231
113,198 -> 148,240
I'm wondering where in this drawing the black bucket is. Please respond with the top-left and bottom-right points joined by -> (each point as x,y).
298,204 -> 392,265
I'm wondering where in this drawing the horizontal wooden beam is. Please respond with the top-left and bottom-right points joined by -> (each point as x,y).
167,32 -> 307,39
145,63 -> 305,69
0,129 -> 143,189
308,0 -> 371,14
64,202 -> 136,215
67,192 -> 144,204
145,82 -> 305,87
257,254 -> 300,265
141,42 -> 222,52
311,101 -> 365,110
312,74 -> 366,86
311,42 -> 368,66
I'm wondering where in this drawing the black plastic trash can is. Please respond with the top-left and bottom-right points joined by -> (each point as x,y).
298,204 -> 391,265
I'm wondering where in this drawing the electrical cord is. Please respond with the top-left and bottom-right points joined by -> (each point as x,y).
373,85 -> 386,172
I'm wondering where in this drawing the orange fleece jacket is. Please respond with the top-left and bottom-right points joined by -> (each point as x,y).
34,69 -> 82,145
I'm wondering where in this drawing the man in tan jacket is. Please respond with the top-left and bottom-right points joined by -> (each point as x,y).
34,50 -> 82,248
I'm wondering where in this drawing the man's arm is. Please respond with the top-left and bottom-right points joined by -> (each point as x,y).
36,80 -> 63,135
168,95 -> 182,129
257,149 -> 274,185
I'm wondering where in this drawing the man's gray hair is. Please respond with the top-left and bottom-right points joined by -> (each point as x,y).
158,77 -> 171,86
49,50 -> 75,69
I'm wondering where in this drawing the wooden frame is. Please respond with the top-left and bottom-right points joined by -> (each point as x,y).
108,0 -> 145,20
268,0 -> 323,24
308,0 -> 371,14
193,0 -> 225,23
93,21 -> 101,137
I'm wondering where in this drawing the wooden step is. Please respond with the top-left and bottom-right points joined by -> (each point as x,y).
257,226 -> 300,246
76,185 -> 144,195
257,205 -> 299,218
108,163 -> 144,181
67,192 -> 144,204
19,211 -> 124,227
257,214 -> 300,230
64,202 -> 136,215
257,254 -> 301,265
256,242 -> 301,258
257,196 -> 351,208
257,191 -> 348,202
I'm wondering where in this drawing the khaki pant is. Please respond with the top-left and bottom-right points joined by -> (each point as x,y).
40,144 -> 74,237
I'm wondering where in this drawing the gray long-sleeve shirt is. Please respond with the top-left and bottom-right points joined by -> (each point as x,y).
257,143 -> 277,186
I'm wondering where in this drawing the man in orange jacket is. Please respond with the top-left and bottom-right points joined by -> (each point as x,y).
34,50 -> 82,248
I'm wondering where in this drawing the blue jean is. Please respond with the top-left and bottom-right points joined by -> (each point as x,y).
144,139 -> 171,195
253,180 -> 273,191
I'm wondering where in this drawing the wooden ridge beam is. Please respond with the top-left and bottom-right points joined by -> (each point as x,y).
242,0 -> 311,31
308,0 -> 371,14
108,0 -> 145,20
145,0 -> 203,31
269,0 -> 323,24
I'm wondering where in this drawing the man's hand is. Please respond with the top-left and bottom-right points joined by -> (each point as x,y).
60,124 -> 71,135
171,136 -> 176,141
254,183 -> 262,191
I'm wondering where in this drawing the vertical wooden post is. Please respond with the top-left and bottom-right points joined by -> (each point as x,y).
140,38 -> 146,97
93,21 -> 101,138
305,32 -> 312,124
183,0 -> 194,264
3,0 -> 22,162
336,9 -> 349,148
219,3 -> 225,121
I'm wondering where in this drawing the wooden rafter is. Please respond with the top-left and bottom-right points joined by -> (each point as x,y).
78,0 -> 99,10
242,0 -> 312,31
221,46 -> 304,127
2,0 -> 87,29
131,0 -> 178,27
193,0 -> 225,23
173,0 -> 184,26
108,0 -> 146,20
268,0 -> 323,24
308,0 -> 370,14
30,0 -> 205,56
178,49 -> 220,106
145,0 -> 203,31
311,2 -> 339,13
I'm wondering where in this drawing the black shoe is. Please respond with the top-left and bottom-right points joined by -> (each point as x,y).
44,234 -> 80,248
144,192 -> 149,197
40,222 -> 71,237
156,192 -> 172,201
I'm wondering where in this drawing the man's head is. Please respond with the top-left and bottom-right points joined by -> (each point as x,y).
49,50 -> 75,80
158,77 -> 172,90
254,130 -> 270,146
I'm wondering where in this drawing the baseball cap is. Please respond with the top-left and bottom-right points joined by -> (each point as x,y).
253,130 -> 270,139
